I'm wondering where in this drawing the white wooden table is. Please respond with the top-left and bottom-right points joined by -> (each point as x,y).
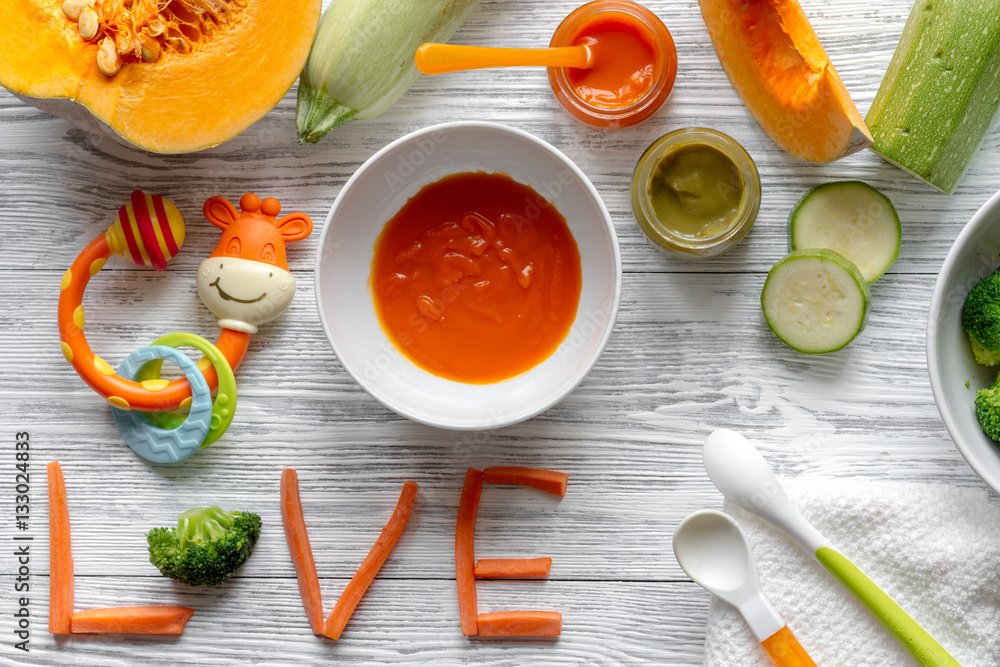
1,0 -> 998,664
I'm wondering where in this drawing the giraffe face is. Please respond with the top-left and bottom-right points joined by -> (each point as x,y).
197,194 -> 312,334
197,257 -> 296,334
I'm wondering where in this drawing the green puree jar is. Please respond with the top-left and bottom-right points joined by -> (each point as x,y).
631,128 -> 760,258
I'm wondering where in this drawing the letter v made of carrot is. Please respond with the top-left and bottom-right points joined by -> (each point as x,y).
280,469 -> 418,639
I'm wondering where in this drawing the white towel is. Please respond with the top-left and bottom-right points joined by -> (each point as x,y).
701,478 -> 1000,667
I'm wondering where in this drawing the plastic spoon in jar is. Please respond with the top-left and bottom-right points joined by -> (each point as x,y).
673,510 -> 816,667
703,429 -> 962,667
415,43 -> 593,75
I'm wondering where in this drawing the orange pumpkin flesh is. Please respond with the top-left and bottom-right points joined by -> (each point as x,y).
0,0 -> 320,153
699,0 -> 872,163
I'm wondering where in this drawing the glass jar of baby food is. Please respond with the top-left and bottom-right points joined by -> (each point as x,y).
631,128 -> 761,259
548,0 -> 677,131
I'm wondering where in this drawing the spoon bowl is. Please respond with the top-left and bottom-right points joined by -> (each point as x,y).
673,510 -> 754,600
673,509 -> 784,644
673,510 -> 818,665
703,428 -> 829,553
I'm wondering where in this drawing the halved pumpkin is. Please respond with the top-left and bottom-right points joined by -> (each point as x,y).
699,0 -> 872,163
0,0 -> 320,153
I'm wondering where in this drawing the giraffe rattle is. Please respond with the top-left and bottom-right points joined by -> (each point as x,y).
58,190 -> 312,462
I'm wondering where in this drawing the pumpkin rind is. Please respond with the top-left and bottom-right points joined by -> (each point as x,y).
0,0 -> 321,153
699,0 -> 872,163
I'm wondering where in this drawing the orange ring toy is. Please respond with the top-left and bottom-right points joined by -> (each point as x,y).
57,190 -> 312,413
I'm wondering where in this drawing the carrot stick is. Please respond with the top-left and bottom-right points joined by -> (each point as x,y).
455,468 -> 483,636
280,469 -> 324,635
483,467 -> 568,496
474,557 -> 552,579
322,480 -> 419,640
477,611 -> 562,637
70,606 -> 195,634
47,461 -> 73,635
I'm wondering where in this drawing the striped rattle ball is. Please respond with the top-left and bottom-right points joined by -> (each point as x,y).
106,190 -> 186,270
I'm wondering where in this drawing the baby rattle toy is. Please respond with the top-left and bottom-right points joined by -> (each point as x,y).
58,190 -> 312,463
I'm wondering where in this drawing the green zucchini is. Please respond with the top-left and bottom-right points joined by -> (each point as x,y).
789,181 -> 900,284
761,249 -> 870,354
865,0 -> 1000,194
296,0 -> 482,143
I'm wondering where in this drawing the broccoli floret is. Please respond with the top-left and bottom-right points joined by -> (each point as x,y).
963,268 -> 1000,366
147,506 -> 261,587
971,338 -> 1000,367
975,373 -> 1000,441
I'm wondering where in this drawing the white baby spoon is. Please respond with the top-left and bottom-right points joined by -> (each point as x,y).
673,509 -> 816,666
702,428 -> 960,667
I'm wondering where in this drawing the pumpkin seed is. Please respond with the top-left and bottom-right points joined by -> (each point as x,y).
97,37 -> 122,76
165,36 -> 191,54
61,0 -> 92,21
78,6 -> 99,40
144,17 -> 166,37
139,33 -> 161,62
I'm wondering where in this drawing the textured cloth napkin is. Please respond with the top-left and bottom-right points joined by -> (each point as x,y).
702,477 -> 1000,667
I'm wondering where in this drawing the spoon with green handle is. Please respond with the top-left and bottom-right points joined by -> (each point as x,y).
702,429 -> 961,667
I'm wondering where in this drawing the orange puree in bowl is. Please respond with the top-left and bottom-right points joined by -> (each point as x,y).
371,172 -> 582,384
567,14 -> 656,109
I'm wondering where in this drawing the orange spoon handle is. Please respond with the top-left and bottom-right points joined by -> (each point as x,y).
415,43 -> 592,75
760,626 -> 816,667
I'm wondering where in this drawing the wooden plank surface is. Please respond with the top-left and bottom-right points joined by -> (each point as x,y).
1,0 -> 998,664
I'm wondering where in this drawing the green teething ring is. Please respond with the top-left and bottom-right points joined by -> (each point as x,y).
138,332 -> 237,447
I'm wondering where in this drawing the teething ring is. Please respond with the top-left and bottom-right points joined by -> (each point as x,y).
57,190 -> 251,413
138,332 -> 238,448
113,345 -> 214,464
57,189 -> 311,415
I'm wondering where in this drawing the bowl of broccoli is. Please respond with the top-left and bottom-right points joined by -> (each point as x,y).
928,188 -> 1000,494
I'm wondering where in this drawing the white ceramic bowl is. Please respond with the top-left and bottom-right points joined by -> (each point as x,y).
928,189 -> 1000,493
315,122 -> 622,430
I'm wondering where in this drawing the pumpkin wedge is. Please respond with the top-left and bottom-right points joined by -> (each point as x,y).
0,0 -> 320,153
699,0 -> 872,163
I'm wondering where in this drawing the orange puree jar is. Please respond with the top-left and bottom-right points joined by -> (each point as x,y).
548,0 -> 677,131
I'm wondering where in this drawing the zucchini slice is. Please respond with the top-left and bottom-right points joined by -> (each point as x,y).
761,249 -> 870,354
789,181 -> 900,283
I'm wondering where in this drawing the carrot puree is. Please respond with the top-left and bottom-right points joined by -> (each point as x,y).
567,13 -> 657,109
370,172 -> 582,384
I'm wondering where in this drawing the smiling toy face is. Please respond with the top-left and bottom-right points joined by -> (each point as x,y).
196,193 -> 312,334
197,257 -> 295,333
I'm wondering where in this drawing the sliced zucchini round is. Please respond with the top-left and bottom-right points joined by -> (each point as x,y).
761,249 -> 871,354
789,181 -> 900,283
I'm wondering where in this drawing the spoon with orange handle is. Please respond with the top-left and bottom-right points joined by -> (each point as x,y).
415,43 -> 593,75
673,510 -> 816,667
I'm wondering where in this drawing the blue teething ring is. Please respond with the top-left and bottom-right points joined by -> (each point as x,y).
112,345 -> 213,463
136,332 -> 237,448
